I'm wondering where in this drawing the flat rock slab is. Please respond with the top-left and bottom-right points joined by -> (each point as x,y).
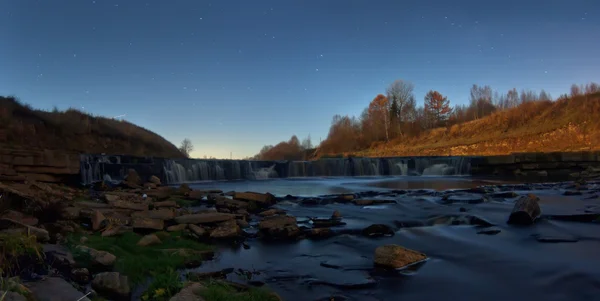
374,244 -> 428,269
175,213 -> 236,224
26,277 -> 91,301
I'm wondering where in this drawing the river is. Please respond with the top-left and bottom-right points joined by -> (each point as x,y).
184,176 -> 600,301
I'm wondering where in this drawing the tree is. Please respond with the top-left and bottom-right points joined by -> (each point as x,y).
179,138 -> 193,158
424,90 -> 452,127
506,88 -> 519,108
367,94 -> 390,142
469,84 -> 494,119
386,80 -> 416,136
301,134 -> 313,149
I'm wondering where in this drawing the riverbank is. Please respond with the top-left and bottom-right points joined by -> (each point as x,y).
2,172 -> 600,300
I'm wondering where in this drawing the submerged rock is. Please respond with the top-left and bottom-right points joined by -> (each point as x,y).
373,244 -> 427,269
362,224 -> 395,237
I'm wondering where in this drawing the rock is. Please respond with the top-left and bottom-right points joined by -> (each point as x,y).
168,282 -> 205,301
104,194 -> 120,202
178,184 -> 192,194
0,218 -> 50,242
210,219 -> 241,239
124,168 -> 142,186
154,200 -> 177,208
188,268 -> 234,280
108,199 -> 148,211
26,277 -> 91,301
233,191 -> 275,206
258,209 -> 279,217
137,234 -> 162,246
258,215 -> 300,240
564,190 -> 582,196
236,219 -> 249,228
337,194 -> 355,202
188,224 -> 207,237
43,244 -> 75,270
92,272 -> 130,300
362,224 -> 395,237
175,213 -> 236,224
215,196 -> 248,210
308,227 -> 333,239
60,207 -> 81,220
149,175 -> 161,186
0,291 -> 27,301
132,217 -> 164,230
146,187 -> 173,201
311,218 -> 345,228
188,190 -> 206,200
0,210 -> 38,226
477,229 -> 501,235
101,226 -> 131,237
331,210 -> 342,220
132,208 -> 175,220
91,210 -> 107,231
144,182 -> 158,189
507,194 -> 541,225
374,244 -> 427,269
77,246 -> 117,267
71,268 -> 91,284
167,224 -> 188,232
352,199 -> 396,206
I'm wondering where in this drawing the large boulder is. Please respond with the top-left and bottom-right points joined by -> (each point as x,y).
258,215 -> 300,240
175,213 -> 235,225
123,169 -> 142,187
373,244 -> 427,269
92,272 -> 130,300
91,210 -> 107,231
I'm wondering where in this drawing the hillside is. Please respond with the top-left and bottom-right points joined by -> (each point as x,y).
348,92 -> 600,158
0,96 -> 184,158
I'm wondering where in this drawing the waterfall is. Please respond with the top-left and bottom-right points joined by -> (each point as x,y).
82,154 -> 474,185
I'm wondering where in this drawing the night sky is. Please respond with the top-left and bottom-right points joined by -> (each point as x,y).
1,0 -> 598,158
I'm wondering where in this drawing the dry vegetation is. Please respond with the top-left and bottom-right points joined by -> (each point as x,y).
255,82 -> 600,160
0,96 -> 184,157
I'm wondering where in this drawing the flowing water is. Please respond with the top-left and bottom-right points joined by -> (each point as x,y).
182,177 -> 600,301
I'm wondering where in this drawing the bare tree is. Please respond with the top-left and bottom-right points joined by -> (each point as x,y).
179,138 -> 193,158
301,134 -> 313,149
386,80 -> 416,136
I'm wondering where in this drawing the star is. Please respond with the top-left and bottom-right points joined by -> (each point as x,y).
73,54 -> 77,58
183,87 -> 187,90
544,71 -> 548,74
199,17 -> 203,20
92,0 -> 95,3
194,88 -> 198,92
315,68 -> 319,72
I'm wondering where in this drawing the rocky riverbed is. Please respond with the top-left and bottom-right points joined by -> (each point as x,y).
1,170 -> 600,301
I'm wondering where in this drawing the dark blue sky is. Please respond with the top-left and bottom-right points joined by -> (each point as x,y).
1,0 -> 598,158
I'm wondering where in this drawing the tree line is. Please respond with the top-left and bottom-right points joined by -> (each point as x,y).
254,81 -> 600,159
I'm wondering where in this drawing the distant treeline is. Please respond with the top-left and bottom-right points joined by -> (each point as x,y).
253,82 -> 600,160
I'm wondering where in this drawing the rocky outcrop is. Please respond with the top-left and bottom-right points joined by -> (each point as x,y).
258,215 -> 300,240
175,213 -> 236,224
0,148 -> 79,183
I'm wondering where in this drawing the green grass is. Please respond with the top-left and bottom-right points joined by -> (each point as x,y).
172,197 -> 200,207
200,281 -> 280,301
67,231 -> 212,284
140,268 -> 183,301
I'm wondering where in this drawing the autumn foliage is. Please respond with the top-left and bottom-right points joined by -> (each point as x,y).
255,81 -> 600,160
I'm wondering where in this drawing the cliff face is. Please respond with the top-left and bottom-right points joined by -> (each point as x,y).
0,96 -> 184,158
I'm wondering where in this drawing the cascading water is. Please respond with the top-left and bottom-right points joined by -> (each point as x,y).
80,154 -> 473,185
